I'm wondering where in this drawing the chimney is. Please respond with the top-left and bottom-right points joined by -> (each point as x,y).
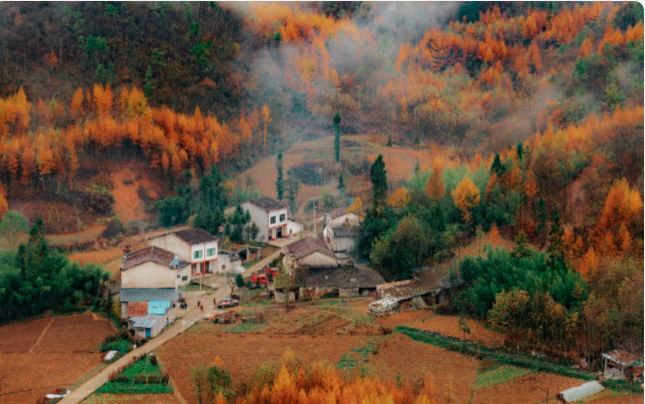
120,245 -> 131,271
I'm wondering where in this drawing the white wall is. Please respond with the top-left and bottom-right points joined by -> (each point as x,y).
122,262 -> 192,289
218,252 -> 244,274
332,236 -> 356,253
191,240 -> 218,263
242,202 -> 268,242
288,220 -> 303,236
148,234 -> 191,261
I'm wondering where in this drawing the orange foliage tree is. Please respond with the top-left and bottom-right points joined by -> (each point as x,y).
452,176 -> 480,224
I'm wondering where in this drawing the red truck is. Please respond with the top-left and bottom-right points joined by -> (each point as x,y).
246,266 -> 279,288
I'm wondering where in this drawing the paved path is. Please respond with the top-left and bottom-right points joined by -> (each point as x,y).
58,241 -> 290,404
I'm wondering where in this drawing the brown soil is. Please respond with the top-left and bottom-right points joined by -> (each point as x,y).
32,314 -> 116,353
110,166 -> 159,223
471,372 -> 582,404
156,334 -> 370,404
257,307 -> 382,336
370,333 -> 480,404
373,310 -> 433,329
407,314 -> 505,348
0,352 -> 103,401
83,393 -> 182,403
576,390 -> 645,404
0,318 -> 52,354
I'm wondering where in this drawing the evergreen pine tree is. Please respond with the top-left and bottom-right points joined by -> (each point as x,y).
536,197 -> 547,240
334,112 -> 341,163
370,154 -> 388,207
511,229 -> 533,259
387,135 -> 392,147
275,153 -> 284,201
144,65 -> 154,98
337,172 -> 344,191
547,209 -> 565,268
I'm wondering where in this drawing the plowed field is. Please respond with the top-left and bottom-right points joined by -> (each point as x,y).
370,333 -> 480,404
0,314 -> 115,404
0,317 -> 52,354
471,372 -> 582,404
156,334 -> 370,404
32,314 -> 116,353
407,314 -> 504,347
373,310 -> 434,329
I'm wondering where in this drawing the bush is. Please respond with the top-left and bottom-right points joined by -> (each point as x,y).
101,216 -> 125,240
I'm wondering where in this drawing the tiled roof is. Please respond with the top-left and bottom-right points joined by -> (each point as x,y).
328,206 -> 348,218
376,268 -> 459,300
300,266 -> 385,288
248,197 -> 286,211
603,350 -> 640,366
121,288 -> 179,302
148,228 -> 217,245
122,246 -> 185,271
286,237 -> 336,260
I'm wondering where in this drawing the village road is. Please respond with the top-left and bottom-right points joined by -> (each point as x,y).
57,242 -> 288,404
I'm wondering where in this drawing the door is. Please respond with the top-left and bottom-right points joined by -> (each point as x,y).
277,226 -> 283,238
146,328 -> 151,338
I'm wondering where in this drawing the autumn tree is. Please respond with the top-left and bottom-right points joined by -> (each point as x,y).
425,160 -> 446,205
452,176 -> 480,224
261,104 -> 272,151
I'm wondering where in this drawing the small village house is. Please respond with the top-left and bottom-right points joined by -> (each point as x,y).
322,206 -> 360,253
148,228 -> 219,278
284,237 -> 338,269
120,288 -> 179,339
241,197 -> 289,241
296,266 -> 384,299
119,246 -> 184,338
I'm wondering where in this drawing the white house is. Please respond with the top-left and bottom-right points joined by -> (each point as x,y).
284,237 -> 338,269
241,197 -> 289,241
148,228 -> 219,278
322,207 -> 360,253
120,245 -> 191,288
325,206 -> 360,228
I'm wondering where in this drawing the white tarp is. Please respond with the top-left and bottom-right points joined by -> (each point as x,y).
103,350 -> 118,362
46,390 -> 70,399
559,381 -> 604,403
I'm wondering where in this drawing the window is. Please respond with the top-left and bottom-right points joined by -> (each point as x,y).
207,247 -> 216,257
270,216 -> 276,224
280,214 -> 286,222
193,250 -> 203,259
182,276 -> 188,281
221,264 -> 226,269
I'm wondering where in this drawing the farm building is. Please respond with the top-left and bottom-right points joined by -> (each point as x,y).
376,268 -> 460,306
296,266 -> 385,299
323,225 -> 359,253
288,219 -> 304,235
120,245 -> 191,288
148,228 -> 219,278
120,288 -> 179,338
218,250 -> 245,274
284,237 -> 338,269
241,197 -> 289,241
602,350 -> 641,380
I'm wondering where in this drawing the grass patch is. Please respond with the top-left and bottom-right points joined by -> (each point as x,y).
96,383 -> 172,394
337,337 -> 382,370
225,322 -> 268,333
121,356 -> 162,377
474,365 -> 533,391
101,339 -> 131,354
179,283 -> 215,292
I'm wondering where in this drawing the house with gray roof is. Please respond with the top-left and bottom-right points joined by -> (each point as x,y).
148,228 -> 219,278
284,237 -> 338,269
241,197 -> 290,242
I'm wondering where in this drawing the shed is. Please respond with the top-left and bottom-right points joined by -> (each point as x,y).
602,350 -> 641,380
297,266 -> 385,299
128,314 -> 165,339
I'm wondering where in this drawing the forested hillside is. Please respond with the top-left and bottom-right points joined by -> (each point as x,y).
0,1 -> 642,232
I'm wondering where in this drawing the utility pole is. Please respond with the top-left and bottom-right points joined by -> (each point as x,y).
313,205 -> 316,237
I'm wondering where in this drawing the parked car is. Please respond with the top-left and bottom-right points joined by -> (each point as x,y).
215,297 -> 239,309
